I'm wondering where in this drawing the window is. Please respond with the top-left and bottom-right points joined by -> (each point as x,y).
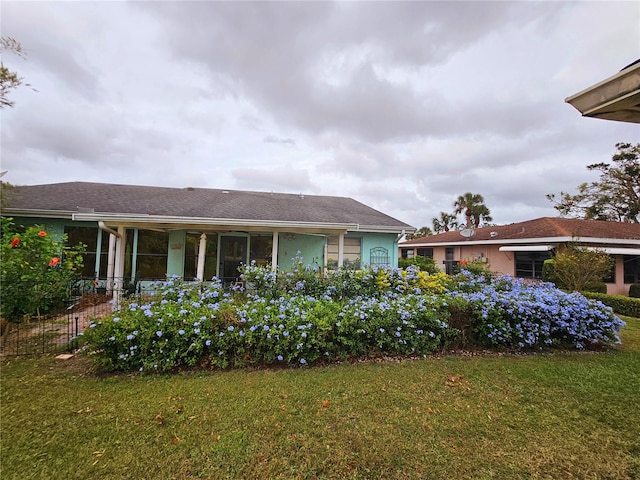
515,251 -> 552,279
327,236 -> 361,269
370,247 -> 390,266
416,248 -> 433,258
603,255 -> 616,284
125,230 -> 169,280
400,248 -> 414,259
184,234 -> 217,281
624,255 -> 640,284
64,226 -> 108,278
249,235 -> 273,267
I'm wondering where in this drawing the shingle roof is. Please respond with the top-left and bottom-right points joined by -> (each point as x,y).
5,182 -> 413,231
401,217 -> 640,245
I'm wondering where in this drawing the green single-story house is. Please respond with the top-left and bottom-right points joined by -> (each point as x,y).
3,182 -> 414,289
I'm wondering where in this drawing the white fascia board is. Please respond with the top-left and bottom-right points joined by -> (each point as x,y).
401,236 -> 640,248
499,245 -> 555,252
565,62 -> 640,111
2,208 -> 76,219
353,224 -> 413,234
584,247 -> 640,255
72,212 -> 357,232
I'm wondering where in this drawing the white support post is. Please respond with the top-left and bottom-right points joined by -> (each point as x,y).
271,231 -> 279,272
106,233 -> 116,294
338,233 -> 345,268
112,226 -> 126,308
196,233 -> 207,281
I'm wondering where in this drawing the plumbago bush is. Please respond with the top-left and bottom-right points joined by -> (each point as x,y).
449,271 -> 625,350
82,260 -> 626,373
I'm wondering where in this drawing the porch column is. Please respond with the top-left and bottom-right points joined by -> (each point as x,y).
106,233 -> 116,294
338,233 -> 345,268
113,226 -> 126,307
271,231 -> 279,272
196,233 -> 207,281
95,228 -> 103,281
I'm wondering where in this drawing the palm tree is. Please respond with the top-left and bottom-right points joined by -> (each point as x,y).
405,226 -> 433,240
432,212 -> 458,233
453,192 -> 492,229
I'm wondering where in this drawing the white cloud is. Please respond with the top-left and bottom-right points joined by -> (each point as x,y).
1,0 -> 638,228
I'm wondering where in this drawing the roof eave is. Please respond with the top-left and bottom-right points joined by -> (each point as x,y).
565,62 -> 640,123
1,208 -> 77,220
400,236 -> 640,248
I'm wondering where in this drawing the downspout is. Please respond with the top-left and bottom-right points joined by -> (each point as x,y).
98,221 -> 121,238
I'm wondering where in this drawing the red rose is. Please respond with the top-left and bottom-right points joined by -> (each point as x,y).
49,257 -> 60,267
38,231 -> 47,237
10,237 -> 20,248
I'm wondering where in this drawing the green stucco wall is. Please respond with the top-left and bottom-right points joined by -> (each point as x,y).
361,233 -> 399,268
277,234 -> 326,271
167,230 -> 186,278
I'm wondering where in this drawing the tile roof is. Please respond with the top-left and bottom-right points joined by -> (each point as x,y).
401,217 -> 640,245
5,182 -> 413,231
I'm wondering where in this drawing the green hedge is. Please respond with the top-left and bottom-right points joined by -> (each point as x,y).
583,292 -> 640,318
629,284 -> 640,298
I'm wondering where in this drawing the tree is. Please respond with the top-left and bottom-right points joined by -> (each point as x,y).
547,142 -> 640,223
1,37 -> 30,108
431,212 -> 459,233
544,245 -> 613,293
405,226 -> 433,240
453,192 -> 493,229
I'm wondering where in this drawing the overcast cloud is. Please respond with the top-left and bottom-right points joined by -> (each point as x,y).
1,1 -> 638,228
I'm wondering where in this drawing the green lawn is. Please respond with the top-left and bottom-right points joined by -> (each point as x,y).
1,316 -> 639,480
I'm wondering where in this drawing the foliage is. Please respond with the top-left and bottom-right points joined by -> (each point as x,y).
404,226 -> 433,240
432,211 -> 459,233
547,142 -> 640,222
82,261 -> 625,372
629,283 -> 640,298
546,245 -> 613,293
453,259 -> 494,278
453,192 -> 493,229
448,271 -> 625,350
1,37 -> 32,109
0,217 -> 85,321
398,255 -> 439,274
582,291 -> 640,318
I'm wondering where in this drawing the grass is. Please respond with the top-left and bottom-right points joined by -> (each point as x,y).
1,316 -> 638,479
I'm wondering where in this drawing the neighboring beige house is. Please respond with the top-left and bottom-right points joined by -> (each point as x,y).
399,217 -> 640,296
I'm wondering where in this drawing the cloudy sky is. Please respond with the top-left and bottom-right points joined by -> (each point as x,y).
2,1 -> 639,229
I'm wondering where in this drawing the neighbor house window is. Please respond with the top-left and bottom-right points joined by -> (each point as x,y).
623,255 -> 640,284
327,236 -> 361,269
416,248 -> 433,258
400,248 -> 414,259
515,251 -> 551,279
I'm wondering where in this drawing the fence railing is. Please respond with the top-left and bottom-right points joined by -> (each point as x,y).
0,277 -> 164,357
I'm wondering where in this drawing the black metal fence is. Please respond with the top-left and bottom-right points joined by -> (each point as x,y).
0,278 -> 161,357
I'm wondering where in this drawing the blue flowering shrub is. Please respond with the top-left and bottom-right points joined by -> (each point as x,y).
82,264 -> 626,372
448,271 -> 625,350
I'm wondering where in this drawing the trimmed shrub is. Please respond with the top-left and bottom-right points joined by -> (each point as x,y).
629,284 -> 640,298
582,292 -> 640,318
